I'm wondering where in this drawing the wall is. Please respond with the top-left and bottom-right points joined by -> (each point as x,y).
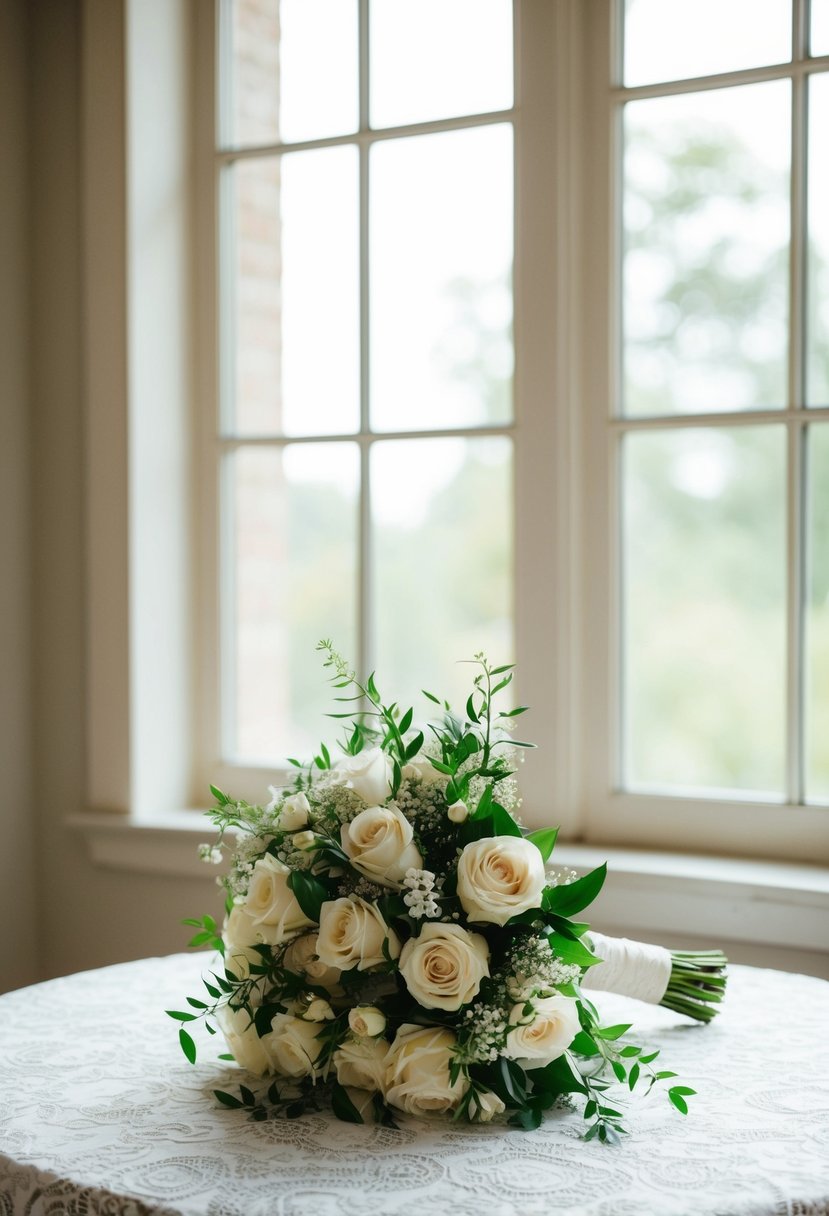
25,0 -> 216,989
0,0 -> 37,993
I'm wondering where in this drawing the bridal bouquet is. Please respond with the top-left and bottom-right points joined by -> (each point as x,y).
170,644 -> 726,1140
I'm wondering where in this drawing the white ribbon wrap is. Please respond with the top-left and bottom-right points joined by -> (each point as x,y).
581,933 -> 672,1006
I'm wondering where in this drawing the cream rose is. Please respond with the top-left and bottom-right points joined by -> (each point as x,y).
503,993 -> 580,1067
264,1012 -> 326,1079
401,754 -> 446,786
334,1035 -> 390,1091
303,997 -> 335,1022
222,905 -> 270,989
341,804 -> 423,888
332,746 -> 393,804
276,791 -> 310,831
215,1003 -> 271,1076
245,853 -> 316,944
348,1005 -> 386,1037
398,923 -> 490,1012
283,932 -> 342,991
383,1024 -> 468,1117
316,897 -> 401,971
456,836 -> 546,925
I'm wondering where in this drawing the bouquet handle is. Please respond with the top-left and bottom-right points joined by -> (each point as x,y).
582,932 -> 728,1023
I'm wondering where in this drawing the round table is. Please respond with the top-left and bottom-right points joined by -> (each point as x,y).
0,954 -> 827,1216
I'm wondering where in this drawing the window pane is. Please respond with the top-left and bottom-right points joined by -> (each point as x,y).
372,437 -> 513,713
622,427 -> 786,796
370,126 -> 513,431
230,444 -> 359,761
226,0 -> 358,148
624,0 -> 791,87
370,0 -> 512,129
808,74 -> 829,408
813,0 -> 829,56
623,82 -> 790,416
806,426 -> 829,802
226,148 -> 359,436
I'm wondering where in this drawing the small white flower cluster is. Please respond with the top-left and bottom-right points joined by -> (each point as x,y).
198,843 -> 223,865
504,935 -> 580,1002
320,782 -> 368,825
339,874 -> 387,903
226,834 -> 271,898
459,998 -> 510,1063
402,868 -> 440,919
546,866 -> 579,888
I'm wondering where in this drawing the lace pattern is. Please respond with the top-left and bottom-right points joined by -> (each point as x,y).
0,953 -> 827,1216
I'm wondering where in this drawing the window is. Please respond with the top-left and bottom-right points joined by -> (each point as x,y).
582,0 -> 829,858
193,0 -> 829,862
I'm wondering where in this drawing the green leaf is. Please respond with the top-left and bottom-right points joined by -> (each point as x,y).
166,1010 -> 198,1022
533,1054 -> 588,1097
571,1031 -> 601,1057
611,1060 -> 626,1083
525,827 -> 559,862
670,1086 -> 697,1096
287,869 -> 329,923
546,931 -> 600,968
466,695 -> 480,724
490,801 -> 523,837
203,980 -> 221,1000
543,864 -> 607,917
471,784 -> 493,821
668,1090 -> 689,1115
240,1085 -> 256,1106
179,1027 -> 197,1064
331,1082 -> 365,1124
209,784 -> 229,805
398,707 -> 413,735
405,731 -> 424,760
214,1089 -> 244,1109
628,1062 -> 640,1090
186,997 -> 208,1010
422,689 -> 441,704
595,1023 -> 632,1041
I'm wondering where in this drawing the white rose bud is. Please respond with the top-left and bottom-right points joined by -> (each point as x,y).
447,800 -> 468,823
331,746 -> 393,805
263,1013 -> 326,1079
215,1003 -> 271,1076
341,804 -> 423,889
276,791 -> 310,831
334,1036 -> 390,1092
456,836 -> 546,926
471,1089 -> 506,1122
244,853 -> 316,944
348,1005 -> 387,1037
316,897 -> 401,972
384,1024 -> 468,1117
283,932 -> 342,992
292,830 -> 316,850
398,922 -> 490,1012
503,993 -> 581,1068
303,997 -> 335,1022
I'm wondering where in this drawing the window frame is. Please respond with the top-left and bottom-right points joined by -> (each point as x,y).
82,0 -> 826,865
580,0 -> 829,861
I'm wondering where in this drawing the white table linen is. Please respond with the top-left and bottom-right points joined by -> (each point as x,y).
1,953 -> 827,1216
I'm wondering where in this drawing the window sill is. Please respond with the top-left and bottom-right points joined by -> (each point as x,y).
70,812 -> 829,964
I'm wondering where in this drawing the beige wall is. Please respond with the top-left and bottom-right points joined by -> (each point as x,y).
0,0 -> 37,993
0,0 -> 216,994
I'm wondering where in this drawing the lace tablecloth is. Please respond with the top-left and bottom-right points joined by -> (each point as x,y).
0,954 -> 827,1216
